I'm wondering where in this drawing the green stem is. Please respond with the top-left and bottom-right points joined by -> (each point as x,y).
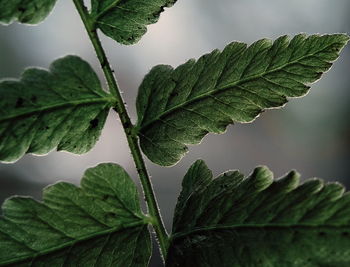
72,0 -> 170,260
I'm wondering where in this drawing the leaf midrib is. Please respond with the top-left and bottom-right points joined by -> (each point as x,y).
138,42 -> 338,132
171,223 -> 350,241
93,0 -> 122,21
0,220 -> 146,266
0,97 -> 116,123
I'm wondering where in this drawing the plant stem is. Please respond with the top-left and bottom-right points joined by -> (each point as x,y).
72,0 -> 170,259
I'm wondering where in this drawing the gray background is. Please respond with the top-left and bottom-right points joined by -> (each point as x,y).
1,0 -> 350,266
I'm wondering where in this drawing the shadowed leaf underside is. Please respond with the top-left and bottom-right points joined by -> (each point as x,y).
167,160 -> 350,266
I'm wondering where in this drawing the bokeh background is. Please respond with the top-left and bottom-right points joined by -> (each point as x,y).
1,0 -> 349,265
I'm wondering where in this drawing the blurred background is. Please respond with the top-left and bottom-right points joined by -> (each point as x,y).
0,0 -> 349,265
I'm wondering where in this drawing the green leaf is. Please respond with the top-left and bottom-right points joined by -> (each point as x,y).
0,0 -> 57,25
136,34 -> 350,166
167,160 -> 350,266
0,55 -> 115,163
90,0 -> 177,45
0,163 -> 151,266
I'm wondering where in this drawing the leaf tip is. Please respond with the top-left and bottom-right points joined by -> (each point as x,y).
275,170 -> 301,191
250,166 -> 274,190
324,182 -> 346,201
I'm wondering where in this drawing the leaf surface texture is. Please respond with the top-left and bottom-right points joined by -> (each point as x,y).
136,34 -> 349,166
0,55 -> 115,162
0,163 -> 151,266
90,0 -> 177,45
167,160 -> 350,266
0,0 -> 57,24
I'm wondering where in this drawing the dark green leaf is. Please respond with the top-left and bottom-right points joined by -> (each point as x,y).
172,160 -> 213,233
136,34 -> 350,166
167,160 -> 350,266
0,55 -> 115,163
0,0 -> 57,25
0,163 -> 151,266
90,0 -> 177,45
